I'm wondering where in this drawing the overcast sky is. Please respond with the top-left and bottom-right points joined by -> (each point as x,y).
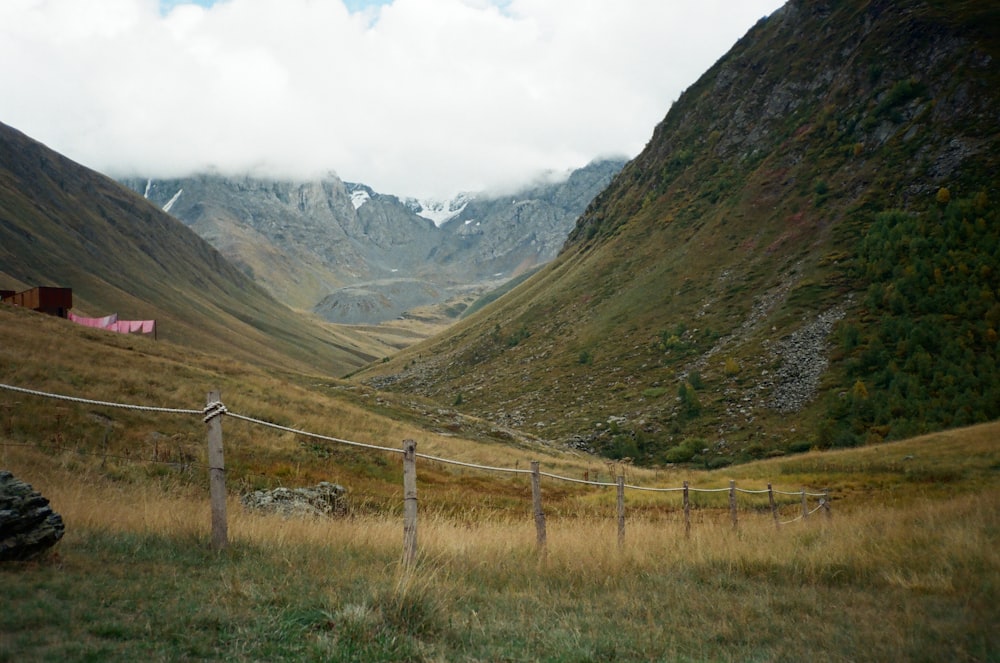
1,0 -> 781,199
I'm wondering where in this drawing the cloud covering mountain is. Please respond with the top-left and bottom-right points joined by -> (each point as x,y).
0,0 -> 780,199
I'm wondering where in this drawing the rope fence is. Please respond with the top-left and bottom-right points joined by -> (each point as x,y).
0,382 -> 203,416
0,381 -> 833,561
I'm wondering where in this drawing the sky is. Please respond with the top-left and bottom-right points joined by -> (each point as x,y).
0,0 -> 782,200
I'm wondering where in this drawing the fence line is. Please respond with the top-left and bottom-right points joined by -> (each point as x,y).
1,381 -> 830,496
1,381 -> 835,557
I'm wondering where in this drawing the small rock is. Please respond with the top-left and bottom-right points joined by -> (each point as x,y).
241,481 -> 348,518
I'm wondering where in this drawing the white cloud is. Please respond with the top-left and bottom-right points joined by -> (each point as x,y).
0,0 -> 781,199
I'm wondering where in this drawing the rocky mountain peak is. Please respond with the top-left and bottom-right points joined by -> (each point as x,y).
123,158 -> 625,324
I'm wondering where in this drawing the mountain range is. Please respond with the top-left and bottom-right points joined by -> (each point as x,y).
120,159 -> 624,325
2,0 -> 997,468
356,0 -> 1000,465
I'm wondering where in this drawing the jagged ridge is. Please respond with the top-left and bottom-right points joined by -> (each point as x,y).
122,159 -> 624,324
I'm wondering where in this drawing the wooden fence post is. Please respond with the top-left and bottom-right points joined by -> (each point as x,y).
822,490 -> 832,522
100,419 -> 110,469
403,439 -> 418,567
801,488 -> 809,520
1,401 -> 17,436
683,481 -> 691,538
729,480 -> 738,530
531,461 -> 546,556
768,483 -> 779,528
205,390 -> 227,551
616,475 -> 625,549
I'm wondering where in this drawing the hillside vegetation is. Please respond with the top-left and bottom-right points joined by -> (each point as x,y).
0,122 -> 389,377
356,0 -> 1000,466
0,304 -> 572,508
1,303 -> 997,661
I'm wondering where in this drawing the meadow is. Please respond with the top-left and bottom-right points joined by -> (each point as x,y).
3,423 -> 998,661
1,306 -> 998,661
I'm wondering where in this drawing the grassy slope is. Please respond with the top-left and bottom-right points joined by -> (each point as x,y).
0,122 -> 390,377
0,304 -> 587,506
354,0 -> 1000,463
0,299 -> 998,661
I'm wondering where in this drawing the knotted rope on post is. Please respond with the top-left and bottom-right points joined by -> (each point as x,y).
202,401 -> 228,423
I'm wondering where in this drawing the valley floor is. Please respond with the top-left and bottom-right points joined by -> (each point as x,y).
2,429 -> 998,662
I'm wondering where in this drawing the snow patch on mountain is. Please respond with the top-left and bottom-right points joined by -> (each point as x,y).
350,190 -> 370,209
345,182 -> 377,211
406,193 -> 473,227
344,181 -> 472,225
163,189 -> 183,213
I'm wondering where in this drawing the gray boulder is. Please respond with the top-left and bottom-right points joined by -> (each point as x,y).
241,481 -> 347,518
0,470 -> 65,561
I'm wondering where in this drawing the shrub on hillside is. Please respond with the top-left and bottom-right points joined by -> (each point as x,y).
662,437 -> 706,464
828,192 -> 999,441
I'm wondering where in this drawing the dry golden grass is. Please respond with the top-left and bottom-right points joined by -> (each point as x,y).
6,437 -> 996,575
3,305 -> 999,660
4,431 -> 998,661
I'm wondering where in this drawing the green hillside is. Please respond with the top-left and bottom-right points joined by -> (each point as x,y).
355,0 -> 1000,465
1,299 -> 997,661
0,122 -> 391,377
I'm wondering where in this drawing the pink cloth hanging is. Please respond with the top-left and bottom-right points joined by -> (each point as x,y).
68,310 -> 154,335
125,319 -> 155,334
106,319 -> 155,335
68,311 -> 118,328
